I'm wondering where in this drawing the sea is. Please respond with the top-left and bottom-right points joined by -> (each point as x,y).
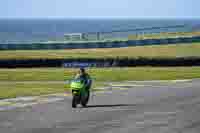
0,18 -> 200,43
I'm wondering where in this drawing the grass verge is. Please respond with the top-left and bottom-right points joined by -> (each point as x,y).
1,67 -> 200,81
0,43 -> 200,59
1,67 -> 200,99
0,82 -> 65,99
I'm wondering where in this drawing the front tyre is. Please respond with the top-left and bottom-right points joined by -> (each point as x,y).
72,95 -> 79,108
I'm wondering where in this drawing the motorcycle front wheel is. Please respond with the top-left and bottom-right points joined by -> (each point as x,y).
72,95 -> 79,108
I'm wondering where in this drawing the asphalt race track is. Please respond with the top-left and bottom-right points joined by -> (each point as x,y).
0,80 -> 200,133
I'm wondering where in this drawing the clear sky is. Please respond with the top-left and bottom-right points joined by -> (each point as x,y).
1,0 -> 199,18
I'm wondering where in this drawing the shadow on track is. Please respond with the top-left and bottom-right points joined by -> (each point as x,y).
86,104 -> 136,108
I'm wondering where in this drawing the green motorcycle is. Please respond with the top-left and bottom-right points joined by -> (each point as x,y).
70,78 -> 90,108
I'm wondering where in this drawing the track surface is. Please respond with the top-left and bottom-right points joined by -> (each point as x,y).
0,80 -> 200,133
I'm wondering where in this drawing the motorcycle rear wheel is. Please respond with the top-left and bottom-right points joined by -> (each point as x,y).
81,91 -> 90,107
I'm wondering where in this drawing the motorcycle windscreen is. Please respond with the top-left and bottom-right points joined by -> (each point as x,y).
70,80 -> 85,90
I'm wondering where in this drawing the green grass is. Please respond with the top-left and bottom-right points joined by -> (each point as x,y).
1,67 -> 200,82
0,43 -> 200,60
1,67 -> 200,99
0,82 -> 66,99
0,81 -> 104,99
0,68 -> 70,81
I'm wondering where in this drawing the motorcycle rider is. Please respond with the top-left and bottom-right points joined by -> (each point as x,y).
75,67 -> 92,91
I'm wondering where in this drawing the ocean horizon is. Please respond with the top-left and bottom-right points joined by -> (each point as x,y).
0,18 -> 199,43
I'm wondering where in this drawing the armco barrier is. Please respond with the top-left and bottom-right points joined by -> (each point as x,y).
1,36 -> 200,50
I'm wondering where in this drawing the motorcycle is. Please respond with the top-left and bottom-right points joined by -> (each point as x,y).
70,78 -> 90,108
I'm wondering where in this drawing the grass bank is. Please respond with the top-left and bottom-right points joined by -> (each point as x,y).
1,67 -> 200,99
0,43 -> 200,60
0,82 -> 65,99
1,67 -> 200,82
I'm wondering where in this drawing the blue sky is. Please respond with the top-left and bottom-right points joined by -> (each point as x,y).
1,0 -> 199,18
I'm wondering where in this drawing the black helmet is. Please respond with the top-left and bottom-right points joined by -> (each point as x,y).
79,67 -> 85,73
